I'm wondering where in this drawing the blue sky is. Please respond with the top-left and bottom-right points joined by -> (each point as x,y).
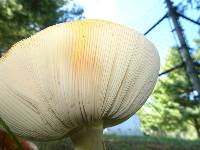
78,0 -> 199,67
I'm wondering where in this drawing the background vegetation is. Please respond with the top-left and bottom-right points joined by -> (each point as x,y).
34,135 -> 200,150
0,0 -> 84,54
139,43 -> 200,139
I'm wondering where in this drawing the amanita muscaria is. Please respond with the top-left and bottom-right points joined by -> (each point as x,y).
0,20 -> 159,150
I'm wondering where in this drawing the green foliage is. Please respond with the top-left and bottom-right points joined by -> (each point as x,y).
139,46 -> 200,139
0,0 -> 84,51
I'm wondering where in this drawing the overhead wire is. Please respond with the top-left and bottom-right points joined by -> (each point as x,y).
167,15 -> 180,47
133,0 -> 167,31
131,0 -> 199,76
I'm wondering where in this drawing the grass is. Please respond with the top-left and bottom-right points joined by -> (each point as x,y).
34,135 -> 200,150
104,135 -> 200,150
1,118 -> 200,150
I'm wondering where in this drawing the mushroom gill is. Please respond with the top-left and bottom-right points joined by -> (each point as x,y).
0,20 -> 160,150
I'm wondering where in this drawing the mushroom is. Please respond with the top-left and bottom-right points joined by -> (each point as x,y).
0,20 -> 160,150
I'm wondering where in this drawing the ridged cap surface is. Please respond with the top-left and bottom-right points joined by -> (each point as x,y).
0,20 -> 160,140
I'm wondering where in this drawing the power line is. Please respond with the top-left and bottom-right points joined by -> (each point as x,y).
143,0 -> 200,92
134,1 -> 167,31
178,12 -> 200,26
144,14 -> 168,35
167,16 -> 180,47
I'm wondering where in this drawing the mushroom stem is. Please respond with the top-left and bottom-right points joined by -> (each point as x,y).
70,123 -> 105,150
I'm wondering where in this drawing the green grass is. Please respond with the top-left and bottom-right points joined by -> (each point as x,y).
104,135 -> 200,150
35,135 -> 200,150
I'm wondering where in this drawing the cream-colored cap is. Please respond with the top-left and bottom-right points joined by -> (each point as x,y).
0,20 -> 160,140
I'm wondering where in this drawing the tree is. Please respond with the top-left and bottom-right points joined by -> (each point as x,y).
58,1 -> 85,22
178,0 -> 200,17
0,0 -> 84,54
138,44 -> 200,139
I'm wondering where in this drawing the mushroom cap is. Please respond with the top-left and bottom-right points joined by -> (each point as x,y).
0,20 -> 160,140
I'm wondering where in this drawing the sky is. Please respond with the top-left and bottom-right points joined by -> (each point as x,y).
78,0 -> 199,67
75,0 -> 199,133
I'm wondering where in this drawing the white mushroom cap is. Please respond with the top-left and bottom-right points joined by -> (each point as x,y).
0,20 -> 159,140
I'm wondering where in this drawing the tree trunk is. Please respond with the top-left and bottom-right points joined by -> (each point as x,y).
193,118 -> 200,138
166,0 -> 200,95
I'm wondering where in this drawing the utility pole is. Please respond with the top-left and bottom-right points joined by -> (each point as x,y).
165,0 -> 200,95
